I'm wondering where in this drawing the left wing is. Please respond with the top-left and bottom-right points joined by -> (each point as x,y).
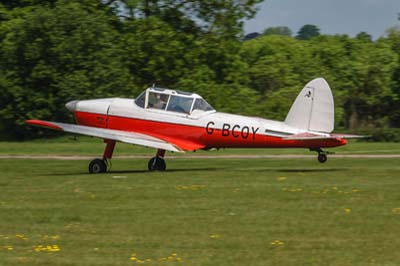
26,120 -> 203,152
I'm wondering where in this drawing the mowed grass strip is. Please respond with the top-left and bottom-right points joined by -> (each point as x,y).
1,137 -> 400,156
1,157 -> 400,266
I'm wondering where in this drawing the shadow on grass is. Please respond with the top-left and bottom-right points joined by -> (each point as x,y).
43,167 -> 223,176
109,167 -> 222,174
276,168 -> 346,173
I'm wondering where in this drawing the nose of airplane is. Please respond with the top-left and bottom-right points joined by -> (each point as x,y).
65,100 -> 79,112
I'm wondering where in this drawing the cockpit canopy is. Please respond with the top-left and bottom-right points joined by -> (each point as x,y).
134,87 -> 215,114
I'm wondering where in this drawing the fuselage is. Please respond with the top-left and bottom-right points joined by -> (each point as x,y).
68,97 -> 346,151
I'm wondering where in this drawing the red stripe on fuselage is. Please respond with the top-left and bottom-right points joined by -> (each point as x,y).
74,111 -> 345,150
75,112 -> 107,128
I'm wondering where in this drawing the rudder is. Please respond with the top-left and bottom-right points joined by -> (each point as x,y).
284,78 -> 334,133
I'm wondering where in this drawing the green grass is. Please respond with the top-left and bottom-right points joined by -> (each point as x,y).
1,136 -> 400,156
1,155 -> 400,266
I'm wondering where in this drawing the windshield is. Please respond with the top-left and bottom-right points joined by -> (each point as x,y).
135,89 -> 215,114
192,98 -> 214,112
166,95 -> 193,114
134,91 -> 146,108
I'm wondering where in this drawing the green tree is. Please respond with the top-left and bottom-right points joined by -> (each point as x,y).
263,26 -> 292,36
356,31 -> 372,42
106,0 -> 263,37
383,27 -> 400,127
240,35 -> 308,119
296,24 -> 320,40
1,0 -> 57,9
0,0 -> 134,138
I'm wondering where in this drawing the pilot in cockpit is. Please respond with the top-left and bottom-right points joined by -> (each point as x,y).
149,93 -> 168,110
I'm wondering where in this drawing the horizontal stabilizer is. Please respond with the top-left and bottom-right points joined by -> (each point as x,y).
330,133 -> 367,139
26,120 -> 197,152
284,132 -> 367,141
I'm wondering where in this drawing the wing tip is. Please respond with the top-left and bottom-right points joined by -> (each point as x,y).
26,120 -> 63,130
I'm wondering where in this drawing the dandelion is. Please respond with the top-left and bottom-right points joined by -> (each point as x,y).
176,184 -> 206,191
34,244 -> 60,252
282,187 -> 302,192
270,240 -> 284,246
392,208 -> 400,213
210,234 -> 221,239
15,234 -> 28,240
277,176 -> 286,181
3,245 -> 13,251
344,208 -> 351,213
130,251 -> 183,263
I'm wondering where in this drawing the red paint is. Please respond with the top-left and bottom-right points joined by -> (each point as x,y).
156,149 -> 166,158
26,120 -> 62,130
74,112 -> 107,128
103,139 -> 116,159
74,111 -> 345,151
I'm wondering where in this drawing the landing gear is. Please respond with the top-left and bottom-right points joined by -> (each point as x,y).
148,157 -> 166,171
88,139 -> 116,174
88,142 -> 167,173
89,158 -> 108,173
148,149 -> 166,171
310,148 -> 331,163
317,153 -> 328,163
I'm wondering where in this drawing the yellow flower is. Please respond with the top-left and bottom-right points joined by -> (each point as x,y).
270,240 -> 284,246
210,234 -> 221,239
392,208 -> 400,213
4,245 -> 13,251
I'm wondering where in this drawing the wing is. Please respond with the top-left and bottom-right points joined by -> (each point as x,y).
26,120 -> 197,152
283,132 -> 367,141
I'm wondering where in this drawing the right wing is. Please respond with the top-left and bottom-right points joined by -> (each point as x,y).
26,120 -> 184,152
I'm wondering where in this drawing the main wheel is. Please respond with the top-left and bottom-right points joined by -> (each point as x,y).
317,153 -> 328,163
148,157 -> 166,171
89,158 -> 107,173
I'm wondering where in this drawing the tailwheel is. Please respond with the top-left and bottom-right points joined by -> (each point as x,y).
148,157 -> 166,171
310,148 -> 331,163
89,158 -> 108,174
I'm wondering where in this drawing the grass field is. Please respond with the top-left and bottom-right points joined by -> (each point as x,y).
1,139 -> 400,266
1,136 -> 400,156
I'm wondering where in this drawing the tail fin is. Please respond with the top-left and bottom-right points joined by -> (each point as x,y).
284,78 -> 334,133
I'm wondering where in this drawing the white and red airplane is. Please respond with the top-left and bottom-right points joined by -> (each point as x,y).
27,78 -> 361,173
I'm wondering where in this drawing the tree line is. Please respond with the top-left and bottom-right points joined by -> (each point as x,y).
1,0 -> 399,140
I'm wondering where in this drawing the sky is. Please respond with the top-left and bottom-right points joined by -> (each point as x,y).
244,0 -> 400,38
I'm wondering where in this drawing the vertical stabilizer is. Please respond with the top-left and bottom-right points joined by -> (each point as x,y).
284,78 -> 334,133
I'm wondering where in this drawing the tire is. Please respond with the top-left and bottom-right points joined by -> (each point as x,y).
317,154 -> 328,163
89,158 -> 107,173
148,157 -> 166,171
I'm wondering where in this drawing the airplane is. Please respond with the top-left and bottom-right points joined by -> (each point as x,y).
26,78 -> 362,173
